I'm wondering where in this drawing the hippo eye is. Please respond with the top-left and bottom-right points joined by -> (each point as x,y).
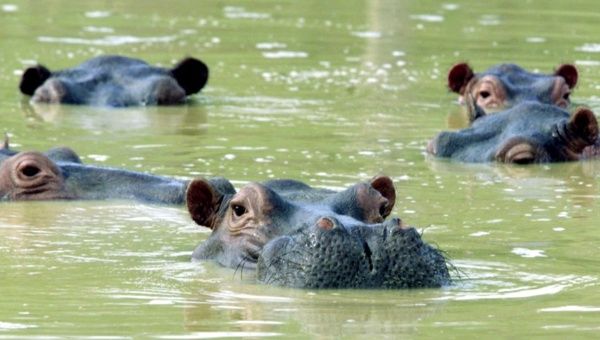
563,92 -> 570,101
479,91 -> 490,99
21,165 -> 41,177
232,204 -> 247,217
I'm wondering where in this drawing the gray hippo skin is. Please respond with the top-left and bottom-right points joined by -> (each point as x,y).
428,103 -> 598,163
186,176 -> 450,289
19,55 -> 209,107
0,141 -> 232,203
448,62 -> 577,121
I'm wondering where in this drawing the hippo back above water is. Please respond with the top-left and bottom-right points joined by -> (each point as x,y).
186,176 -> 450,289
0,141 -> 235,204
448,62 -> 578,122
19,55 -> 209,107
428,102 -> 598,163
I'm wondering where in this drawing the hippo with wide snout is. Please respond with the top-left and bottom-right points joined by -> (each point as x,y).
19,55 -> 209,107
185,176 -> 450,289
428,102 -> 598,163
448,62 -> 578,122
0,141 -> 232,203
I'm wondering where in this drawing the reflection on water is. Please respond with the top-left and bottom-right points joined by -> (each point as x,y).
21,101 -> 209,135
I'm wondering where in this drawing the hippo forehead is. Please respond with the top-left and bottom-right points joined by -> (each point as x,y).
25,55 -> 209,107
227,182 -> 376,229
235,180 -> 390,226
481,64 -> 559,99
0,146 -> 80,167
46,60 -> 178,106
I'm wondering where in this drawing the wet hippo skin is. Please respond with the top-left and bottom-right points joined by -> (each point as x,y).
448,62 -> 577,122
428,103 -> 598,163
0,142 -> 232,204
19,55 -> 209,107
186,176 -> 451,289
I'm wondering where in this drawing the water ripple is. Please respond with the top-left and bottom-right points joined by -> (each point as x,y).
438,260 -> 598,301
38,35 -> 176,46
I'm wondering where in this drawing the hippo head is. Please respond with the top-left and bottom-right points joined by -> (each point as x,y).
428,103 -> 598,163
0,150 -> 73,200
19,55 -> 209,107
0,142 -> 189,204
448,62 -> 578,121
186,176 -> 450,288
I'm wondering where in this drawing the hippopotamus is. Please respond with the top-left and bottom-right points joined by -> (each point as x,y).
448,62 -> 578,122
185,176 -> 450,289
0,139 -> 232,203
428,102 -> 598,163
19,55 -> 209,107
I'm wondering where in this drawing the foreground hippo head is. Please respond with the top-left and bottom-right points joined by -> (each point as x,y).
428,103 -> 598,163
19,55 -> 209,107
0,142 -> 218,204
448,62 -> 577,121
186,176 -> 450,288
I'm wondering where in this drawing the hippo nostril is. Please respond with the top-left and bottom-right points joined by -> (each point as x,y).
20,165 -> 41,177
316,217 -> 335,230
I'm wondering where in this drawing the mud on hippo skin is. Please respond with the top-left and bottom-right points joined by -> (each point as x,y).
448,62 -> 578,122
0,141 -> 233,204
19,55 -> 209,107
186,176 -> 450,289
428,102 -> 598,163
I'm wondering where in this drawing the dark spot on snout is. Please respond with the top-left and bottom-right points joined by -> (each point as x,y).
362,241 -> 373,272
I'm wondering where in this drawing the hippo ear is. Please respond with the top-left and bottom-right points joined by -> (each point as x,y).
44,147 -> 82,164
448,62 -> 475,94
370,175 -> 396,218
186,178 -> 224,229
555,64 -> 578,89
569,107 -> 598,146
19,65 -> 52,96
171,57 -> 209,95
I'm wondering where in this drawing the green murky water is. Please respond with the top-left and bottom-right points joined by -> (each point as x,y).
2,0 -> 600,338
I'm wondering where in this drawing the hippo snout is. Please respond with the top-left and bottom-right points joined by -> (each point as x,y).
256,218 -> 450,289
